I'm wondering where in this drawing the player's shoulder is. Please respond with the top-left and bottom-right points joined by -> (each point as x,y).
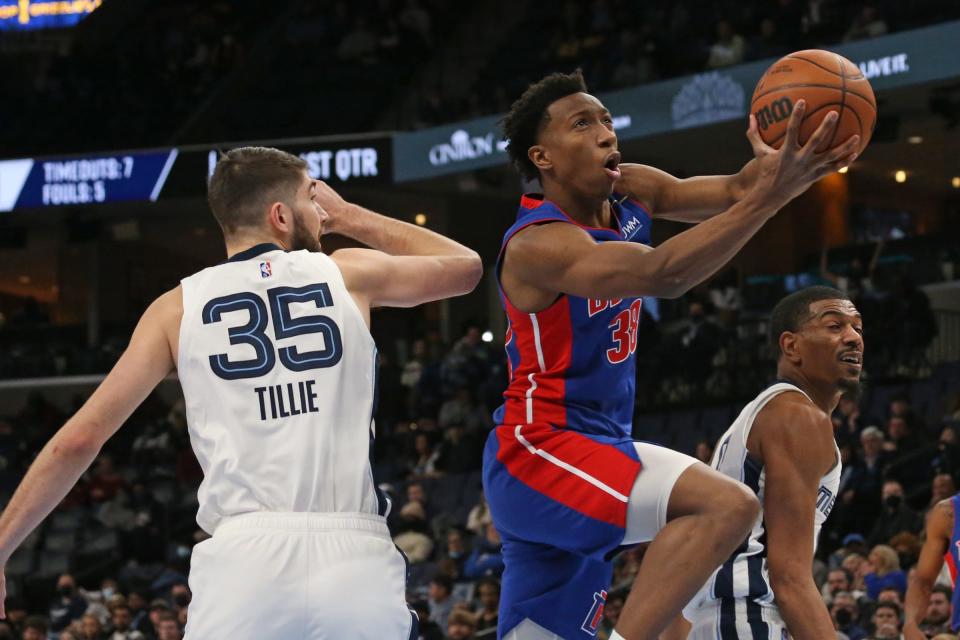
505,219 -> 594,260
931,495 -> 957,528
753,389 -> 833,458
151,285 -> 183,317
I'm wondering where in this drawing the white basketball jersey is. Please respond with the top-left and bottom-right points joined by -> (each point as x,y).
177,245 -> 383,534
688,382 -> 841,618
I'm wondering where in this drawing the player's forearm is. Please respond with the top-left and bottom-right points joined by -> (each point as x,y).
904,575 -> 934,629
772,576 -> 837,640
0,422 -> 100,563
336,203 -> 479,259
631,191 -> 774,298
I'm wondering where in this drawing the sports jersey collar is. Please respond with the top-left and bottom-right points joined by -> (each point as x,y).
519,193 -> 624,235
226,243 -> 283,263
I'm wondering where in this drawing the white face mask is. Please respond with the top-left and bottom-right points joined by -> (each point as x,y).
102,588 -> 116,599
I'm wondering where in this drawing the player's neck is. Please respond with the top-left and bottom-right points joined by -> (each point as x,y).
541,184 -> 611,229
224,231 -> 288,260
775,368 -> 841,414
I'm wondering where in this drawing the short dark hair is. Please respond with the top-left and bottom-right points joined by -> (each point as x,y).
830,567 -> 853,584
874,601 -> 901,617
932,584 -> 953,599
502,70 -> 589,181
768,286 -> 850,350
476,577 -> 500,595
23,616 -> 49,632
430,574 -> 453,594
207,147 -> 308,235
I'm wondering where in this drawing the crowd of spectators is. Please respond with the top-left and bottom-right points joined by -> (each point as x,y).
2,298 -> 959,637
412,0 -> 960,128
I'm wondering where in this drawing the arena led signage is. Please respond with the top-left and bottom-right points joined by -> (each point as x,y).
392,20 -> 960,183
0,0 -> 101,31
0,150 -> 178,211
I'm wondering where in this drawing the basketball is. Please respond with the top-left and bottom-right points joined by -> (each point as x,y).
750,49 -> 876,155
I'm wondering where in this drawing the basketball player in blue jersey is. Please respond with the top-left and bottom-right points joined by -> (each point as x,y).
0,147 -> 482,638
679,286 -> 861,639
482,70 -> 860,640
904,492 -> 960,639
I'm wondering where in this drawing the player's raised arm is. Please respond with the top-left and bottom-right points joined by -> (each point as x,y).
615,159 -> 759,223
315,182 -> 482,310
904,500 -> 953,640
753,394 -> 838,640
0,290 -> 181,614
507,101 -> 858,301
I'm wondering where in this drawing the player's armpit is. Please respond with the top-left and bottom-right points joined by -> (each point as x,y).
752,394 -> 837,640
333,248 -> 482,309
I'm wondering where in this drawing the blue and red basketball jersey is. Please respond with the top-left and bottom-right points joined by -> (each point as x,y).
492,193 -> 652,438
944,493 -> 960,630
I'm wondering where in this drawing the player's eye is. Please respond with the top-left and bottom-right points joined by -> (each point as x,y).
575,119 -> 588,128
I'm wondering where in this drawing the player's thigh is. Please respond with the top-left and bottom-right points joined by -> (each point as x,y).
307,533 -> 413,639
185,532 -> 307,638
623,442 -> 698,544
502,618 -> 565,640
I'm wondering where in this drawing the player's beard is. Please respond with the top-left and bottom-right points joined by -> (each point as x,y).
290,210 -> 321,252
837,376 -> 863,400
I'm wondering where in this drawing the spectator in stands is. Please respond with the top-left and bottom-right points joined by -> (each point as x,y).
88,454 -> 128,503
474,577 -> 500,636
393,500 -> 435,564
147,600 -> 172,637
865,545 -> 907,601
429,574 -> 456,633
444,526 -> 470,576
436,424 -> 484,474
79,613 -> 106,640
747,17 -> 789,61
463,522 -> 504,579
156,614 -> 182,640
447,609 -> 477,640
932,426 -> 960,482
869,480 -> 922,546
671,300 -> 723,390
844,4 -> 888,41
126,592 -> 150,635
707,19 -> 745,68
410,599 -> 444,640
438,387 -> 491,431
409,432 -> 441,478
920,585 -> 954,637
466,491 -> 491,538
832,591 -> 868,640
877,586 -> 903,606
110,605 -> 144,640
3,596 -> 28,636
929,473 -> 957,511
870,601 -> 902,639
823,567 -> 855,603
833,394 -> 869,448
49,574 -> 88,632
21,616 -> 49,640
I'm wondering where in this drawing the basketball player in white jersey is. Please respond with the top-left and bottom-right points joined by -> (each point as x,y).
0,147 -> 482,638
679,286 -> 863,640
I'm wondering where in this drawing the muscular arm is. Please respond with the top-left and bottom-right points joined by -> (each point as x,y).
504,190 -> 775,301
0,289 -> 180,600
318,183 -> 482,310
616,160 -> 758,223
904,500 -> 952,640
751,394 -> 837,640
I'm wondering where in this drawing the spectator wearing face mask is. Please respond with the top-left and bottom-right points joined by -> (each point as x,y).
49,574 -> 88,632
832,591 -> 868,640
869,481 -> 922,546
169,583 -> 190,614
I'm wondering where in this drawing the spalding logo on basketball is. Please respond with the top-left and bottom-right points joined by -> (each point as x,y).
751,50 -> 877,155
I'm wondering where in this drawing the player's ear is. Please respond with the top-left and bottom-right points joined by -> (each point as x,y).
529,145 -> 552,173
267,201 -> 292,233
779,331 -> 801,365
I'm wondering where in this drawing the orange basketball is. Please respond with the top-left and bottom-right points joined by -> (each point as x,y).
750,49 -> 876,156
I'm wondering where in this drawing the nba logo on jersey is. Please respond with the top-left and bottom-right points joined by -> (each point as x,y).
259,261 -> 272,278
580,589 -> 607,635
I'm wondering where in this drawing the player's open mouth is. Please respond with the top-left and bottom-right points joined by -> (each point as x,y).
603,152 -> 621,180
839,351 -> 862,369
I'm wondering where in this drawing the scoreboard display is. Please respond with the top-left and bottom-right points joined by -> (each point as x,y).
0,0 -> 102,31
0,150 -> 178,211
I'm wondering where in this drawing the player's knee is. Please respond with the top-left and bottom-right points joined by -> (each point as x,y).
710,477 -> 759,535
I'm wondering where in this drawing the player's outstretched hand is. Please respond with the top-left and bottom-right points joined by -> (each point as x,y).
745,99 -> 859,210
